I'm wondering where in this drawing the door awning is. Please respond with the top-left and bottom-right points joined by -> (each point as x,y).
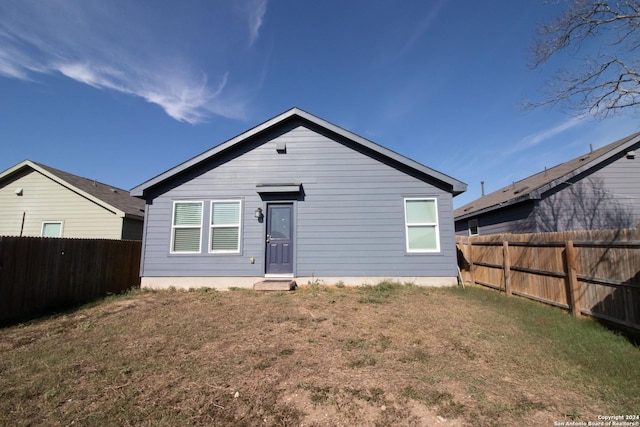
255,183 -> 302,193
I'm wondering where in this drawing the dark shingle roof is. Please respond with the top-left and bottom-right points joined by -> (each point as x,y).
2,161 -> 145,219
454,131 -> 640,220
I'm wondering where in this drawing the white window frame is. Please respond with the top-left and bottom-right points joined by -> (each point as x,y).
41,221 -> 63,237
404,197 -> 440,253
468,219 -> 479,236
209,199 -> 242,254
170,201 -> 203,254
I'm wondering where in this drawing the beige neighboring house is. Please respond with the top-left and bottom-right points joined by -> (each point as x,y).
0,160 -> 145,239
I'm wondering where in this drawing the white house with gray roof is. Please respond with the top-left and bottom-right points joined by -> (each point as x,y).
0,160 -> 145,239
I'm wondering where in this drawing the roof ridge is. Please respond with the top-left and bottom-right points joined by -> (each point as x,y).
33,162 -> 131,193
455,130 -> 640,219
12,160 -> 145,218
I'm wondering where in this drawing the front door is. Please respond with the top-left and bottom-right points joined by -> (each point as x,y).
266,204 -> 293,274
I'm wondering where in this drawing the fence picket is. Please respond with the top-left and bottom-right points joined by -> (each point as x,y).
457,229 -> 640,332
0,237 -> 141,323
503,241 -> 511,296
565,241 -> 580,316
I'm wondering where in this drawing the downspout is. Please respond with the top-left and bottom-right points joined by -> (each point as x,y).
19,212 -> 25,237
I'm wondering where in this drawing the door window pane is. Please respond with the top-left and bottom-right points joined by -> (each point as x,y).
269,207 -> 290,239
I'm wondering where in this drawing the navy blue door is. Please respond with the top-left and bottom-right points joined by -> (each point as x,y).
266,204 -> 293,274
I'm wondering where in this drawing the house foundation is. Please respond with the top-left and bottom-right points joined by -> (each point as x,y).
140,276 -> 458,290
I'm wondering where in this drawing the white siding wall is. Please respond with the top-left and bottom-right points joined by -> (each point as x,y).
0,170 -> 123,238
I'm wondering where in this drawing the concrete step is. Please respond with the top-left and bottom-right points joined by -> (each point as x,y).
253,280 -> 297,291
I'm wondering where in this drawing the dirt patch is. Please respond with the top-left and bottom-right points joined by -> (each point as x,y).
0,284 -> 637,426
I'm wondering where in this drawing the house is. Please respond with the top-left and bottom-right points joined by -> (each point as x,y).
0,160 -> 145,239
455,131 -> 640,236
131,108 -> 467,289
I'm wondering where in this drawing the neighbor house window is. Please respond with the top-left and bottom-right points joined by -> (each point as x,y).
210,200 -> 242,253
171,201 -> 203,253
404,198 -> 440,252
41,221 -> 63,237
469,219 -> 479,236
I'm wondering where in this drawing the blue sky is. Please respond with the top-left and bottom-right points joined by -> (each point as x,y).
0,0 -> 637,208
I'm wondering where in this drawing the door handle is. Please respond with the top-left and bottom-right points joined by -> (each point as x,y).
266,234 -> 270,243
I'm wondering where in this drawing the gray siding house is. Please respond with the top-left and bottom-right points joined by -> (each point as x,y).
132,108 -> 467,289
455,131 -> 640,236
0,160 -> 145,239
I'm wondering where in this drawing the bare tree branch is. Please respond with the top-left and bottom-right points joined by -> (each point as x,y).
530,0 -> 640,117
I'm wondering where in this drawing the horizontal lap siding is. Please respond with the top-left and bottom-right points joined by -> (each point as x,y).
296,186 -> 454,276
533,153 -> 640,232
455,201 -> 536,236
142,125 -> 456,278
592,149 -> 640,225
0,170 -> 123,239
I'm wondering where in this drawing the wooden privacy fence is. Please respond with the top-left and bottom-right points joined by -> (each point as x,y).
457,229 -> 640,332
0,236 -> 141,323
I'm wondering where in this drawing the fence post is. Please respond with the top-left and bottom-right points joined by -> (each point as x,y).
468,241 -> 475,286
565,240 -> 580,317
503,241 -> 511,296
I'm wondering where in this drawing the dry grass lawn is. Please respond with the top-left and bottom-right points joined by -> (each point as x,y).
1,283 -> 638,426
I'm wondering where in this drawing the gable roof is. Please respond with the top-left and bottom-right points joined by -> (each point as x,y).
0,160 -> 145,219
454,130 -> 640,220
131,107 -> 467,197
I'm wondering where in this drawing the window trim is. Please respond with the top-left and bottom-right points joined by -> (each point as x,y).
404,197 -> 440,253
468,219 -> 479,236
41,221 -> 63,237
209,199 -> 242,254
170,200 -> 203,254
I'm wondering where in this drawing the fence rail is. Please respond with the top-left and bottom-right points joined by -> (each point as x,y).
0,236 -> 141,323
456,229 -> 640,332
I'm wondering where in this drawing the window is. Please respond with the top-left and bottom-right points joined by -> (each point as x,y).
171,201 -> 203,253
469,219 -> 479,236
404,198 -> 440,252
210,200 -> 242,253
41,221 -> 63,237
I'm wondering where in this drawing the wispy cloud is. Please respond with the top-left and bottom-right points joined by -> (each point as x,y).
382,0 -> 444,63
508,116 -> 585,154
401,2 -> 442,56
0,1 -> 267,124
247,0 -> 268,47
